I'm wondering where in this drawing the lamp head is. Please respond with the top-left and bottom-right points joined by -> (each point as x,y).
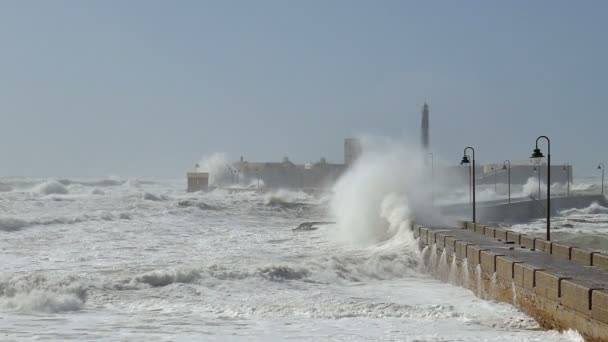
460,155 -> 470,165
502,164 -> 507,170
531,148 -> 544,159
599,164 -> 603,170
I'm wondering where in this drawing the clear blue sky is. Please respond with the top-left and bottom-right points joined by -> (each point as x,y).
1,0 -> 606,178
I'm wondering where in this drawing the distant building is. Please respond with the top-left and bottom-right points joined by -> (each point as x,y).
237,156 -> 345,189
186,171 -> 209,192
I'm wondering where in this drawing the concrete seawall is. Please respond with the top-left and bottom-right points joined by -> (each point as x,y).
413,222 -> 608,341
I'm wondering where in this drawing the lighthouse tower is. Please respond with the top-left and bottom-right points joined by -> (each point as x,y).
421,103 -> 430,151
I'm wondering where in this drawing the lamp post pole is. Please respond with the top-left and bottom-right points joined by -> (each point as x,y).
599,163 -> 605,196
503,160 -> 511,203
531,136 -> 551,241
461,147 -> 476,223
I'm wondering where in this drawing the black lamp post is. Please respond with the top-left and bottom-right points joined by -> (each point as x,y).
461,146 -> 476,223
531,136 -> 551,241
599,163 -> 605,196
502,160 -> 511,203
562,163 -> 570,197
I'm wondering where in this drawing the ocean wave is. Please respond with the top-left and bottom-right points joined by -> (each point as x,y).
258,266 -> 310,281
0,211 -> 132,232
0,183 -> 14,192
211,301 -> 460,320
560,202 -> 608,216
263,190 -> 312,211
134,269 -> 203,287
58,179 -> 126,187
33,180 -> 69,195
177,200 -> 219,211
0,274 -> 86,313
143,192 -> 170,201
131,250 -> 421,289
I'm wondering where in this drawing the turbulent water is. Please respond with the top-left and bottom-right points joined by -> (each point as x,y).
509,201 -> 608,252
0,178 -> 585,341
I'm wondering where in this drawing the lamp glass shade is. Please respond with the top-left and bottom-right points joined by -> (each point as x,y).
460,155 -> 470,165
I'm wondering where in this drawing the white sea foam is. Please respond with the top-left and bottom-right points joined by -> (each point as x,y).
33,180 -> 69,195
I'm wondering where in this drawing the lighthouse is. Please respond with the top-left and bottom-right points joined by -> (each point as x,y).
421,102 -> 430,151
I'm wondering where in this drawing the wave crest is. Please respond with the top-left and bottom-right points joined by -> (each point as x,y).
0,274 -> 86,313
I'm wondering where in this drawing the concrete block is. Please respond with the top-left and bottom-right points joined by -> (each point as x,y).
560,280 -> 603,314
474,224 -> 485,235
466,245 -> 487,267
506,231 -> 520,244
413,226 -> 420,239
571,247 -> 593,266
466,221 -> 475,231
551,243 -> 571,261
484,226 -> 496,238
534,239 -> 552,253
496,256 -> 521,281
455,240 -> 469,261
480,250 -> 504,274
445,236 -> 457,255
592,290 -> 608,324
494,229 -> 508,241
534,271 -> 569,301
436,233 -> 449,250
592,253 -> 608,272
514,263 -> 543,290
428,230 -> 438,245
520,235 -> 535,249
419,228 -> 429,245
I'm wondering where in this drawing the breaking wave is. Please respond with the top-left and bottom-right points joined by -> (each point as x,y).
177,200 -> 219,211
560,202 -> 608,216
58,179 -> 126,187
0,211 -> 132,232
264,189 -> 311,210
33,180 -> 69,195
143,192 -> 170,201
0,274 -> 86,313
131,249 -> 421,289
210,301 -> 461,320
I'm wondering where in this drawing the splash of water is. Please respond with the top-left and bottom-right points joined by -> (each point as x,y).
448,254 -> 459,285
475,264 -> 485,299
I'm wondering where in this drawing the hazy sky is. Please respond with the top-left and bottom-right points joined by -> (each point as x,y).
1,0 -> 606,178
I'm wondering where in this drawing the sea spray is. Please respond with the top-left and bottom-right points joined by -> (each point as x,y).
448,254 -> 459,285
420,246 -> 430,272
462,258 -> 470,289
490,272 -> 498,298
329,138 -> 444,246
438,248 -> 448,282
429,244 -> 438,273
475,264 -> 485,299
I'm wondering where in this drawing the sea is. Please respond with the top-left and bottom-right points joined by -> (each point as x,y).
0,174 -> 597,341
